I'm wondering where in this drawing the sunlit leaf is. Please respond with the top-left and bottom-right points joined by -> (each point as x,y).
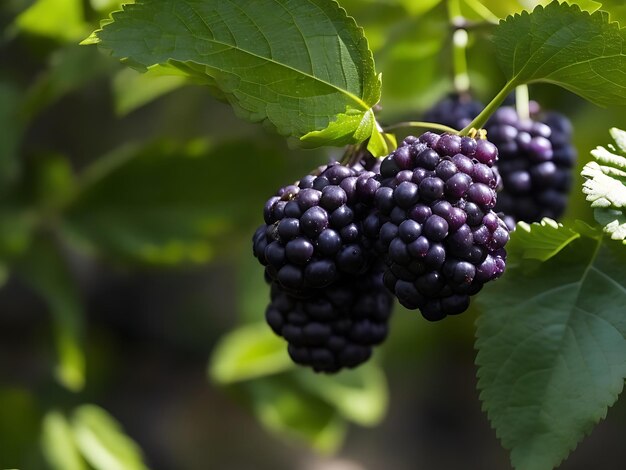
14,0 -> 88,41
209,323 -> 294,384
583,127 -> 626,243
41,411 -> 86,470
508,218 -> 580,263
294,362 -> 388,426
246,377 -> 347,454
86,0 -> 382,148
72,405 -> 148,470
494,2 -> 626,107
112,67 -> 187,116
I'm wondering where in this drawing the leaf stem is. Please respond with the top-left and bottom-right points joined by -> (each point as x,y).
383,121 -> 459,135
460,81 -> 517,135
515,84 -> 530,120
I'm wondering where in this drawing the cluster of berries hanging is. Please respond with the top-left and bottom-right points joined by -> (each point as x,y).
425,94 -> 577,228
253,130 -> 509,372
252,93 -> 575,373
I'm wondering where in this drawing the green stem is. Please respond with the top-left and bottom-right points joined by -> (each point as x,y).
515,84 -> 530,120
460,81 -> 517,135
383,121 -> 459,135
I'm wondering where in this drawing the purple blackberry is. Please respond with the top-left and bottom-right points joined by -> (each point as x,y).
368,132 -> 508,321
486,106 -> 577,223
265,265 -> 394,373
253,162 -> 380,294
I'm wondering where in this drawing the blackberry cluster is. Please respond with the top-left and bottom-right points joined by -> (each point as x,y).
424,95 -> 577,226
253,134 -> 511,370
252,162 -> 379,293
265,264 -> 393,373
486,106 -> 576,224
365,132 -> 508,321
253,161 -> 393,372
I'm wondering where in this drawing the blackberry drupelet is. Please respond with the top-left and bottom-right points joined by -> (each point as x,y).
365,132 -> 508,321
252,162 -> 380,294
265,264 -> 393,373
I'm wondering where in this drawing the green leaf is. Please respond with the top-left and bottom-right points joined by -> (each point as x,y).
294,362 -> 388,426
15,238 -> 85,392
476,235 -> 626,470
14,0 -> 88,41
41,411 -> 86,470
71,405 -> 148,470
112,67 -> 187,116
508,218 -> 580,263
583,127 -> 626,242
87,0 -> 381,148
246,377 -> 347,454
64,139 -> 314,265
209,323 -> 294,384
494,1 -> 626,107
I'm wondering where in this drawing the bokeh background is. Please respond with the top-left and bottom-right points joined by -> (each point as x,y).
1,0 -> 626,469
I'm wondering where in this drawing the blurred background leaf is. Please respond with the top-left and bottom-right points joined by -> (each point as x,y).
71,405 -> 149,470
15,237 -> 85,392
41,410 -> 86,470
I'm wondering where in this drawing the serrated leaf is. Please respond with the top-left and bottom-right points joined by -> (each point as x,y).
583,128 -> 626,242
246,376 -> 347,454
88,0 -> 381,148
294,362 -> 388,426
71,405 -> 148,470
494,1 -> 626,107
508,218 -> 580,263
15,238 -> 85,392
41,411 -> 86,470
476,236 -> 626,470
209,323 -> 294,384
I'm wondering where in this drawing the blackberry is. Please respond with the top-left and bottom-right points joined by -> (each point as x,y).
487,106 -> 577,223
253,162 -> 380,294
265,265 -> 393,373
423,93 -> 483,131
367,132 -> 508,321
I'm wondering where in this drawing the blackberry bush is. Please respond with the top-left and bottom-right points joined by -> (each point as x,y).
265,264 -> 393,373
365,132 -> 508,321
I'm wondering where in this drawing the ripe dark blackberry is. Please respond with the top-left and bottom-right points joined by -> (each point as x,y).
252,162 -> 380,294
423,93 -> 484,130
265,265 -> 393,373
486,106 -> 577,223
365,132 -> 508,321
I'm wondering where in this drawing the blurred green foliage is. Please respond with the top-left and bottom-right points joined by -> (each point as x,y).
0,0 -> 625,469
